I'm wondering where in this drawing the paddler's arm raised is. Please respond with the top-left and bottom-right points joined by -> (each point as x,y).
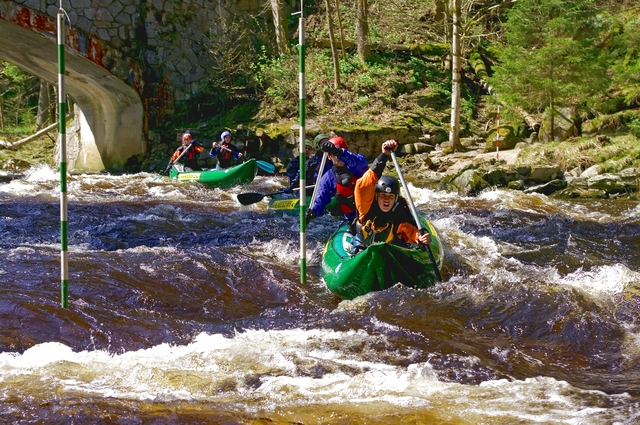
355,140 -> 398,223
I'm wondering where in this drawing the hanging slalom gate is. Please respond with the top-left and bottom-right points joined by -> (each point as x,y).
296,3 -> 308,284
58,6 -> 69,308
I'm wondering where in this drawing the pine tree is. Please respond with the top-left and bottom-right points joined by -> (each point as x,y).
489,0 -> 612,141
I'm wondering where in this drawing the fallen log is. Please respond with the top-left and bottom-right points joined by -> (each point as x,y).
514,106 -> 541,132
312,38 -> 449,57
0,119 -> 64,149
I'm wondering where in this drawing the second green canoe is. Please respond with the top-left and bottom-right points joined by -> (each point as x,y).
169,159 -> 258,188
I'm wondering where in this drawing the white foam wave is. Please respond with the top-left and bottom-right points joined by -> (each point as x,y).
0,328 -> 631,422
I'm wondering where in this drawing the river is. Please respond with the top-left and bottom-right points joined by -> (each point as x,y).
1,164 -> 639,424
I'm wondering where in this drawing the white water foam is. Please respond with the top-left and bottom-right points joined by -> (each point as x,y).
0,328 -> 632,424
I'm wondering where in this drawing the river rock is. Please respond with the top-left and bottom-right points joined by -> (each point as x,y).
538,107 -> 578,142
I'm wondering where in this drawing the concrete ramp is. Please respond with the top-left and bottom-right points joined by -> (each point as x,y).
0,18 -> 144,172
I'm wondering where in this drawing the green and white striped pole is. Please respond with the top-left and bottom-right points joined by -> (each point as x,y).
57,8 -> 68,308
297,3 -> 307,284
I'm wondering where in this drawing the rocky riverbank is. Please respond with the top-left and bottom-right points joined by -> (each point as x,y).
396,137 -> 640,200
2,131 -> 640,201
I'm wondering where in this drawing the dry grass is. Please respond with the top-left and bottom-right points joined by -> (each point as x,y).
517,134 -> 640,173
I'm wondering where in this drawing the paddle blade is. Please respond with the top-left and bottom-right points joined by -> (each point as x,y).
256,160 -> 275,174
237,192 -> 267,205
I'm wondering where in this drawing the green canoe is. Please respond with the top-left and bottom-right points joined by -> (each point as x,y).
321,217 -> 444,300
267,194 -> 339,215
267,195 -> 312,214
169,159 -> 258,188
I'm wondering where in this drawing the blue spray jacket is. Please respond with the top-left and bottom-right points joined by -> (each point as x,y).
310,149 -> 368,218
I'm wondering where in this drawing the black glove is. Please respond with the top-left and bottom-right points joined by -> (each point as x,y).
305,208 -> 316,223
319,140 -> 342,157
288,177 -> 299,191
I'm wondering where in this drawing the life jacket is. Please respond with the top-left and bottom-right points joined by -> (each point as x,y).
334,166 -> 358,214
171,143 -> 203,162
359,219 -> 404,245
218,143 -> 234,159
183,144 -> 203,160
217,142 -> 236,168
357,198 -> 414,246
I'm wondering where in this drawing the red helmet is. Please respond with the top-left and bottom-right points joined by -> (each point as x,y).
182,132 -> 192,144
328,136 -> 347,150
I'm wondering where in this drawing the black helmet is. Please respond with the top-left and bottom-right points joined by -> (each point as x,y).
376,175 -> 400,195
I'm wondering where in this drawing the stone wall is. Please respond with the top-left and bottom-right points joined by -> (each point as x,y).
11,0 -> 267,129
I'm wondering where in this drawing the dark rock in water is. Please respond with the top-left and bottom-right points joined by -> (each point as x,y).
0,173 -> 24,183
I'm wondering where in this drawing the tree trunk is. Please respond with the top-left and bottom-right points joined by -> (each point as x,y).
35,79 -> 51,131
324,0 -> 342,89
514,105 -> 541,132
434,0 -> 446,25
270,0 -> 290,55
0,97 -> 4,131
442,1 -> 451,70
549,96 -> 555,142
356,0 -> 370,63
0,120 -> 59,149
335,0 -> 347,61
449,0 -> 464,152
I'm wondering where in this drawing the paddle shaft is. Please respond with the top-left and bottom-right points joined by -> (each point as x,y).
217,144 -> 235,153
156,143 -> 193,179
237,185 -> 314,205
309,152 -> 328,211
390,151 -> 442,281
244,129 -> 249,157
214,142 -> 275,173
268,184 -> 314,197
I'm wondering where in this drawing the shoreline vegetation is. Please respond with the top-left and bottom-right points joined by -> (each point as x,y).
1,128 -> 640,201
1,0 -> 639,200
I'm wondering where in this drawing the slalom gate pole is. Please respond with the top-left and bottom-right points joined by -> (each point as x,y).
296,2 -> 307,284
495,106 -> 500,160
57,7 -> 68,308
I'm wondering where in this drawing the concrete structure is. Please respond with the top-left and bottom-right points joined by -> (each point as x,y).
0,0 -> 265,172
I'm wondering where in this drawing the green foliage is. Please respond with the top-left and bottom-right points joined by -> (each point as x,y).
587,110 -> 640,135
218,102 -> 261,128
489,0 -> 612,118
609,14 -> 640,106
629,116 -> 640,138
0,126 -> 55,166
251,48 -> 299,117
0,62 -> 39,129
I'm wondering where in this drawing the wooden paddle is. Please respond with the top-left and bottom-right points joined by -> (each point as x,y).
390,150 -> 442,281
237,185 -> 314,205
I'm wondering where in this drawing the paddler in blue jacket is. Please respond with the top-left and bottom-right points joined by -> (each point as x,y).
210,130 -> 244,169
306,136 -> 368,223
353,139 -> 431,249
285,139 -> 320,195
